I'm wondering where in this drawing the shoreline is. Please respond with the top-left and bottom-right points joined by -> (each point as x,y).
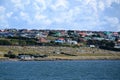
1,56 -> 120,61
1,59 -> 120,62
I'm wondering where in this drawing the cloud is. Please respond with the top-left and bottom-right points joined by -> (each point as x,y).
11,0 -> 24,10
6,12 -> 13,18
0,6 -> 5,13
20,11 -> 32,24
106,0 -> 120,7
98,1 -> 105,11
50,0 -> 69,11
24,0 -> 30,5
0,0 -> 120,31
34,0 -> 46,11
105,17 -> 119,25
0,6 -> 9,28
11,0 -> 30,11
98,16 -> 120,31
34,13 -> 46,20
104,16 -> 120,31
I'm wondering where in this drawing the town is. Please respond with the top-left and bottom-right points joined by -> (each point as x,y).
0,29 -> 120,60
0,29 -> 120,48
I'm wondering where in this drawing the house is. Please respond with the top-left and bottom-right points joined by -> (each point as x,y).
38,37 -> 48,43
86,32 -> 93,36
79,31 -> 87,37
30,29 -> 39,33
4,29 -> 17,33
36,32 -> 48,38
67,40 -> 78,45
0,32 -> 14,37
19,29 -> 28,33
48,31 -> 62,37
89,45 -> 95,48
98,32 -> 106,38
78,38 -> 86,42
67,30 -> 76,35
20,33 -> 28,37
70,41 -> 78,45
92,37 -> 104,41
113,32 -> 119,37
59,30 -> 67,36
67,30 -> 78,37
104,31 -> 112,38
114,43 -> 120,48
55,38 -> 65,43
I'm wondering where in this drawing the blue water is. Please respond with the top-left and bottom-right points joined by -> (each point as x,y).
0,60 -> 120,80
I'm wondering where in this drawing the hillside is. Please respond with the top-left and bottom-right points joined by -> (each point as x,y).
0,46 -> 120,60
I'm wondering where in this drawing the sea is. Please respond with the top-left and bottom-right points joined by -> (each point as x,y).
0,60 -> 120,80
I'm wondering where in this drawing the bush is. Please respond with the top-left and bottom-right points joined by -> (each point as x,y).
26,40 -> 37,45
4,54 -> 16,58
72,45 -> 79,48
0,39 -> 12,45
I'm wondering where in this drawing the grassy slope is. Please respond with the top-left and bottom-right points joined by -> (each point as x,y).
0,46 -> 120,60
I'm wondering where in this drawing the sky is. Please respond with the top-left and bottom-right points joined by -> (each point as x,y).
0,0 -> 120,31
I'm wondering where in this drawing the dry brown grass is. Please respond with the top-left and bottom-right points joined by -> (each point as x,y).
0,46 -> 120,60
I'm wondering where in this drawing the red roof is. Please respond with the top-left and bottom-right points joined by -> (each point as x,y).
58,38 -> 65,40
39,37 -> 47,43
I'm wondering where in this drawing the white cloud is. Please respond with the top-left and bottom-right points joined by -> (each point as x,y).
33,2 -> 40,11
83,0 -> 91,5
34,14 -> 46,20
88,0 -> 98,15
0,15 -> 5,23
112,0 -> 120,4
50,0 -> 69,11
0,0 -> 120,31
11,0 -> 24,10
6,12 -> 13,18
34,0 -> 47,11
105,0 -> 113,7
105,0 -> 120,7
20,11 -> 31,23
11,0 -> 30,10
44,19 -> 52,25
105,17 -> 119,25
0,6 -> 6,14
24,0 -> 30,5
32,13 -> 52,26
99,16 -> 120,31
0,6 -> 9,28
11,0 -> 21,4
98,1 -> 105,11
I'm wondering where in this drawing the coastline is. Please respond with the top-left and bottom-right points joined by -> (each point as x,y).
1,56 -> 120,61
0,46 -> 120,61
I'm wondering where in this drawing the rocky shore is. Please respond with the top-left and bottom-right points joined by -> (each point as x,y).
0,56 -> 120,61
